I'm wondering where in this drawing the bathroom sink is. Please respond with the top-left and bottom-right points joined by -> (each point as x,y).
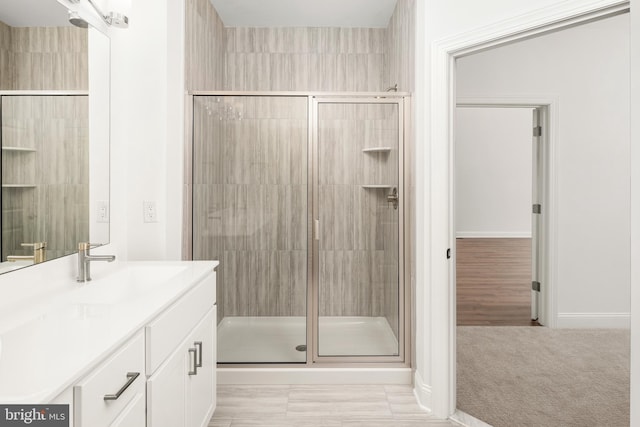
69,264 -> 189,305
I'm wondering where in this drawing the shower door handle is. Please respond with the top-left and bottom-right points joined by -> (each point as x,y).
387,187 -> 399,210
314,219 -> 320,240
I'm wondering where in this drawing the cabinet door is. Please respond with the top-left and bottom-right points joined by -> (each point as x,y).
147,344 -> 188,427
187,306 -> 216,427
110,392 -> 145,427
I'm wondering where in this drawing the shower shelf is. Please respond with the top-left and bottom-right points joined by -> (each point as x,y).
2,146 -> 36,152
362,147 -> 391,153
361,184 -> 394,189
2,184 -> 37,188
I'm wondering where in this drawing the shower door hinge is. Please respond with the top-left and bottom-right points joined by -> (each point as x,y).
532,281 -> 541,292
533,125 -> 542,137
532,204 -> 541,214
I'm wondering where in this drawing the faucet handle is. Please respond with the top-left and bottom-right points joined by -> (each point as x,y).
21,242 -> 47,250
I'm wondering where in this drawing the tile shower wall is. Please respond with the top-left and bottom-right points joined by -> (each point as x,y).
0,23 -> 87,90
186,0 -> 415,338
385,0 -> 416,92
224,27 -> 386,92
317,103 -> 400,338
1,96 -> 89,260
0,22 -> 10,89
185,0 -> 225,90
193,96 -> 308,320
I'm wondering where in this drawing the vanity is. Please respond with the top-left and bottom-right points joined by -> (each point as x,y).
0,260 -> 218,427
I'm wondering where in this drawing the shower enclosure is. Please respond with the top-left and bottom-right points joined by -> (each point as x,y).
191,92 -> 408,365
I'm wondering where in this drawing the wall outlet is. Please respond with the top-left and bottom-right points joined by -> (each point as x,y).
97,200 -> 109,223
143,200 -> 158,223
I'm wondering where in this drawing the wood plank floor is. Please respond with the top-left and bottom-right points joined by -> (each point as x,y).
209,385 -> 460,427
456,238 -> 538,326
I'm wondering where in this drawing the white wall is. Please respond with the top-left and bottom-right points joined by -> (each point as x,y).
456,14 -> 630,325
109,0 -> 184,262
414,0 -> 636,419
455,107 -> 533,238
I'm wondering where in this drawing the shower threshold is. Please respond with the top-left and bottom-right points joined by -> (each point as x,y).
217,316 -> 399,363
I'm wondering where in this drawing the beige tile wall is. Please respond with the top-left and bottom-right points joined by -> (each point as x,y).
225,27 -> 386,91
385,0 -> 416,92
0,21 -> 11,89
317,103 -> 399,337
193,96 -> 308,320
185,0 -> 225,91
0,23 -> 88,90
1,96 -> 89,261
187,1 -> 415,339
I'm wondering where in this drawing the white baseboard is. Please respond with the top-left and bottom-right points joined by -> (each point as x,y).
413,370 -> 433,413
556,312 -> 630,329
217,367 -> 412,385
455,231 -> 532,238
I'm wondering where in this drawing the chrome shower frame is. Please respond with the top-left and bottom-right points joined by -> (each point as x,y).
185,91 -> 412,370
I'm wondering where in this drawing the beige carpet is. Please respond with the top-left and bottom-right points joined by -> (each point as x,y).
457,327 -> 630,427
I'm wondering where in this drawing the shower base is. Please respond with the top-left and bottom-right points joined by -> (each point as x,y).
217,316 -> 398,363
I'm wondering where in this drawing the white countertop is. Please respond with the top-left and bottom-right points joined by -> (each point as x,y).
0,260 -> 218,403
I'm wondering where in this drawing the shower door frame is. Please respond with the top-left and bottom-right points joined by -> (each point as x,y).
186,91 -> 411,368
309,95 -> 409,364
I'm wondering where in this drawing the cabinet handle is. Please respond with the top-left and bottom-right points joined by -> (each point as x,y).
194,341 -> 203,368
188,348 -> 198,375
104,372 -> 140,401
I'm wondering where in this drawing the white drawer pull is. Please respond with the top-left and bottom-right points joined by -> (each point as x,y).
103,372 -> 140,401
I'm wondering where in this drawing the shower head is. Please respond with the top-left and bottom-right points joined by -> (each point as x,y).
68,11 -> 89,28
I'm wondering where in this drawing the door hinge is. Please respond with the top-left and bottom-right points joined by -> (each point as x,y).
532,204 -> 541,214
533,126 -> 542,137
532,281 -> 541,292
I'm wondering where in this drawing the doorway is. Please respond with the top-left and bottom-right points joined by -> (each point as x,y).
451,12 -> 630,426
455,105 -> 545,327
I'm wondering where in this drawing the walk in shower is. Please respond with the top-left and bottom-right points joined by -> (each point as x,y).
191,93 -> 408,365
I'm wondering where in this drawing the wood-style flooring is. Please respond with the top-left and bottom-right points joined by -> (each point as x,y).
209,385 -> 460,427
456,238 -> 538,326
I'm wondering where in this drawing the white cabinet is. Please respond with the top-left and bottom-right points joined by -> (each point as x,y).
73,331 -> 145,427
187,307 -> 216,427
19,263 -> 218,427
146,272 -> 217,427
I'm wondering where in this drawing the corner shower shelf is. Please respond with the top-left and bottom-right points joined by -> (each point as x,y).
362,147 -> 391,153
361,184 -> 394,189
2,184 -> 37,188
2,146 -> 36,152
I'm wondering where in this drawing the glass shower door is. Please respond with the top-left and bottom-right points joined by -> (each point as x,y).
192,95 -> 308,363
314,99 -> 403,359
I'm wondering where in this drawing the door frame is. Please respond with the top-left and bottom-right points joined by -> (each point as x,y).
309,95 -> 410,364
420,0 -> 630,417
455,100 -> 556,327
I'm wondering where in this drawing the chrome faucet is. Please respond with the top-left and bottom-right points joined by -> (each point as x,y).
77,242 -> 116,282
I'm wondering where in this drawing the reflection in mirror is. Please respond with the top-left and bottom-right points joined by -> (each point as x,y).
0,0 -> 110,274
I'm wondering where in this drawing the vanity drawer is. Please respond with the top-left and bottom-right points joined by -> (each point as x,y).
74,330 -> 145,427
145,271 -> 216,375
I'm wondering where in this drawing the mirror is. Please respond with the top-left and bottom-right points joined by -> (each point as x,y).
0,0 -> 110,273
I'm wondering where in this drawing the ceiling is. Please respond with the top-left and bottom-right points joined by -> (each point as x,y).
0,0 -> 70,27
209,0 -> 398,28
0,0 -> 399,29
